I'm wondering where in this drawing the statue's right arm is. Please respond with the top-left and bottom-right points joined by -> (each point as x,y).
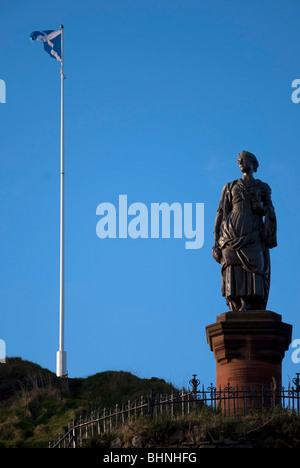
214,210 -> 223,244
213,184 -> 227,245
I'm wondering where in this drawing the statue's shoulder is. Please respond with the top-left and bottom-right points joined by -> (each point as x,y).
256,179 -> 271,194
223,179 -> 238,192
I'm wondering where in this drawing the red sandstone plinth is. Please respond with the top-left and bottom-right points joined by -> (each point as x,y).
206,311 -> 292,394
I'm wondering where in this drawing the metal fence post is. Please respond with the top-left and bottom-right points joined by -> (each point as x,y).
72,419 -> 77,448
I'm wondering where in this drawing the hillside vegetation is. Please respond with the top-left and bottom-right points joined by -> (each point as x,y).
88,406 -> 300,449
1,358 -> 300,448
0,357 -> 175,448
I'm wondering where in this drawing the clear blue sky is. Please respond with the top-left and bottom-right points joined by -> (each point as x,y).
1,0 -> 300,389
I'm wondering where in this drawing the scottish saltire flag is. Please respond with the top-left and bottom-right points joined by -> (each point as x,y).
30,30 -> 62,62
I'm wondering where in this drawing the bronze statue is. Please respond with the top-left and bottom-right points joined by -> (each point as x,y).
212,151 -> 277,311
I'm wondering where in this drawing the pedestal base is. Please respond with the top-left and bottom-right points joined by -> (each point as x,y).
206,311 -> 292,412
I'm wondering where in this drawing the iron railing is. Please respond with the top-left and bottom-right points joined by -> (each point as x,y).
50,375 -> 300,448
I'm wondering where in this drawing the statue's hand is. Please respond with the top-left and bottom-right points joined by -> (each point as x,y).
212,244 -> 222,264
251,200 -> 266,216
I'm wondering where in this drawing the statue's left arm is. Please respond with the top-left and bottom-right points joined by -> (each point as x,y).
261,182 -> 277,249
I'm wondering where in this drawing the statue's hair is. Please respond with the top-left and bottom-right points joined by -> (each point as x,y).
238,150 -> 259,172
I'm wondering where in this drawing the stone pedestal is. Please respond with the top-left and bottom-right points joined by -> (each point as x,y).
206,311 -> 292,412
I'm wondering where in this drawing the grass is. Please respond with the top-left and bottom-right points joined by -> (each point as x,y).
84,406 -> 300,448
1,358 -> 300,448
0,357 -> 176,448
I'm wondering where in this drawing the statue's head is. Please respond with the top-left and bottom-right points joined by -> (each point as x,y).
237,151 -> 259,173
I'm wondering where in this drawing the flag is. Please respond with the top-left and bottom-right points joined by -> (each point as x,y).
30,30 -> 62,62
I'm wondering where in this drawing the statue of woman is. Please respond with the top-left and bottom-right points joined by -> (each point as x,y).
212,151 -> 277,311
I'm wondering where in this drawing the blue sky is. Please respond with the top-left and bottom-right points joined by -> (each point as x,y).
1,0 -> 300,389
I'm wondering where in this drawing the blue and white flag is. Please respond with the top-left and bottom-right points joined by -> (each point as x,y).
30,30 -> 62,62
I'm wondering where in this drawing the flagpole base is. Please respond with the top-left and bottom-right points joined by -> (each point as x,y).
56,350 -> 67,377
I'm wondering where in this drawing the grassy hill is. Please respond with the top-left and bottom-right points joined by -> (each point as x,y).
1,358 -> 300,449
0,357 -> 176,448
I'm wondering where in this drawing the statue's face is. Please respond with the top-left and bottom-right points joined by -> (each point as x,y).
237,153 -> 254,173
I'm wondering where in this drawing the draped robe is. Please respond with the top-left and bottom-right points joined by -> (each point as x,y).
213,178 -> 277,310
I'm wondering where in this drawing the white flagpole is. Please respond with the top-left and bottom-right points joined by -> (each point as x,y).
56,24 -> 67,377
